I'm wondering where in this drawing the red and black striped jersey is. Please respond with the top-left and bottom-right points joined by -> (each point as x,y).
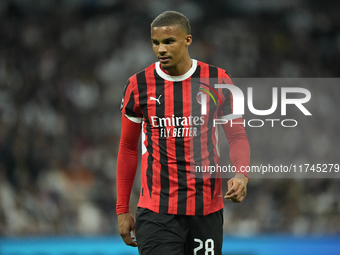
120,59 -> 240,216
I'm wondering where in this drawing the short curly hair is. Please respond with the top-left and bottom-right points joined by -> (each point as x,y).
151,11 -> 191,35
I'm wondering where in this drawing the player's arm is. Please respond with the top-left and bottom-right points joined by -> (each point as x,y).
116,114 -> 141,247
222,118 -> 250,203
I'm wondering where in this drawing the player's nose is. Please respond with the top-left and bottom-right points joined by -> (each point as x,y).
158,43 -> 167,53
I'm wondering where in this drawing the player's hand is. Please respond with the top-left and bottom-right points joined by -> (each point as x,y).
224,174 -> 248,203
118,213 -> 137,247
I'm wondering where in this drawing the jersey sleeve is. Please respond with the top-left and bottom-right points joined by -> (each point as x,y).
223,118 -> 250,179
120,78 -> 143,123
217,71 -> 242,120
116,114 -> 141,215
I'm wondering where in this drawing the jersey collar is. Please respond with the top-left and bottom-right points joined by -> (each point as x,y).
155,59 -> 197,82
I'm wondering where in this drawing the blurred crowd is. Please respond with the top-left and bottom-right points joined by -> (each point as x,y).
0,0 -> 339,236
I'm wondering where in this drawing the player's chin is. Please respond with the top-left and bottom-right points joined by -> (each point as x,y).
160,62 -> 173,70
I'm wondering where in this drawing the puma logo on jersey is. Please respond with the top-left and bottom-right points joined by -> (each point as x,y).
150,95 -> 162,104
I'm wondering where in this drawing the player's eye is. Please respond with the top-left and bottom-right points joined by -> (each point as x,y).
152,41 -> 159,46
164,39 -> 174,44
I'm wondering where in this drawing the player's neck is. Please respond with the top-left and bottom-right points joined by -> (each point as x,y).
163,57 -> 192,76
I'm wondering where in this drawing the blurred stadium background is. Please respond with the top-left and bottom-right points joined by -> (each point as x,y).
0,0 -> 339,254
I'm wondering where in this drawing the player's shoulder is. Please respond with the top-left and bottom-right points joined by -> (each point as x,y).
196,60 -> 232,78
127,62 -> 157,84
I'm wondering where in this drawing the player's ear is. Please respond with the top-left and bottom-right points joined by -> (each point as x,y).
185,34 -> 192,46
